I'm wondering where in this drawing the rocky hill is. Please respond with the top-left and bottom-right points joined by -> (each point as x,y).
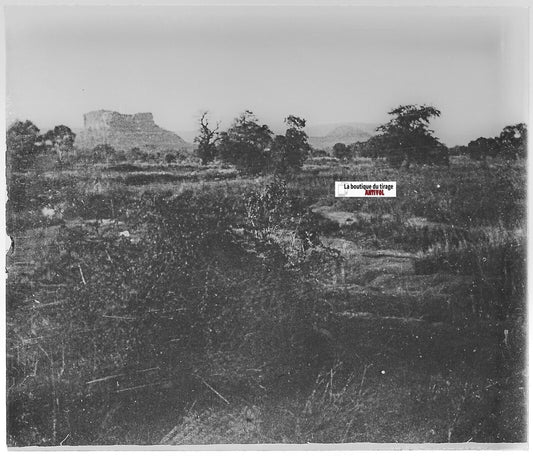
75,110 -> 191,153
307,123 -> 376,150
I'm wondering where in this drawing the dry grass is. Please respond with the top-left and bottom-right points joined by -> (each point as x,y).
7,156 -> 526,445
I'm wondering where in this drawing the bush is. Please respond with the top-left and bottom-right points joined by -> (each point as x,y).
332,143 -> 351,161
92,144 -> 116,162
7,188 -> 332,444
164,152 -> 176,164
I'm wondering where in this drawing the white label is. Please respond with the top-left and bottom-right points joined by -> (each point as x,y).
335,181 -> 396,197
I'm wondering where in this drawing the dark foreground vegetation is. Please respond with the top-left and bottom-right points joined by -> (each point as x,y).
6,105 -> 527,445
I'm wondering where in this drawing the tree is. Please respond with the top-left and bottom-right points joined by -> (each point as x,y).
218,110 -> 273,175
7,120 -> 42,172
352,136 -> 384,159
376,104 -> 444,167
499,123 -> 527,160
270,115 -> 311,173
43,125 -> 76,162
465,124 -> 527,162
194,111 -> 220,165
332,143 -> 351,161
467,137 -> 500,161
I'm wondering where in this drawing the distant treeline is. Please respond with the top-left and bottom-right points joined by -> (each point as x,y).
338,121 -> 526,165
7,104 -> 526,176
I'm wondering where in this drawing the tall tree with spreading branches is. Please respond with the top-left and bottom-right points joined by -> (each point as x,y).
217,110 -> 273,174
376,104 -> 446,167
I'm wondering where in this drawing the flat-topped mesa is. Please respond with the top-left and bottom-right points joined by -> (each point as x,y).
83,111 -> 156,131
76,110 -> 190,153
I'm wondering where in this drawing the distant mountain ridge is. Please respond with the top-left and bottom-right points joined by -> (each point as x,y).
306,122 -> 377,150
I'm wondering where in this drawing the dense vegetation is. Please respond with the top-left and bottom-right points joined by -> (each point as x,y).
213,111 -> 311,175
6,107 -> 527,445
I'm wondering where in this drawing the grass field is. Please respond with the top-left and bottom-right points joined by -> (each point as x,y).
6,155 -> 526,445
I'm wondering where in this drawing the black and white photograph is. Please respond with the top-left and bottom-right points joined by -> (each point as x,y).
3,1 -> 529,448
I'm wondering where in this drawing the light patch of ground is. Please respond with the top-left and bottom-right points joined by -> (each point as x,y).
322,236 -> 417,283
314,204 -> 456,232
312,206 -> 395,227
321,233 -> 475,323
405,216 -> 447,229
7,219 -> 130,276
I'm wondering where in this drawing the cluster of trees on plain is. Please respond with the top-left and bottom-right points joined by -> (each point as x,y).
195,105 -> 453,171
333,106 -> 526,166
5,120 -> 189,171
193,105 -> 458,172
6,121 -> 76,171
92,144 -> 188,165
353,105 -> 450,168
195,110 -> 311,174
7,103 -> 527,175
448,123 -> 527,161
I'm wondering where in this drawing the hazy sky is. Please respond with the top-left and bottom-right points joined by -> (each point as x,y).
5,5 -> 528,145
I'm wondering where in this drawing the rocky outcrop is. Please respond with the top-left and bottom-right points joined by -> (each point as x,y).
75,110 -> 190,153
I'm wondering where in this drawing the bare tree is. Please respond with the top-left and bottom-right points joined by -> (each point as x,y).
195,111 -> 220,165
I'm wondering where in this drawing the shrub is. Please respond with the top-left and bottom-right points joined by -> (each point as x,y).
92,144 -> 116,162
7,189 -> 331,444
332,143 -> 351,161
164,152 -> 176,164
